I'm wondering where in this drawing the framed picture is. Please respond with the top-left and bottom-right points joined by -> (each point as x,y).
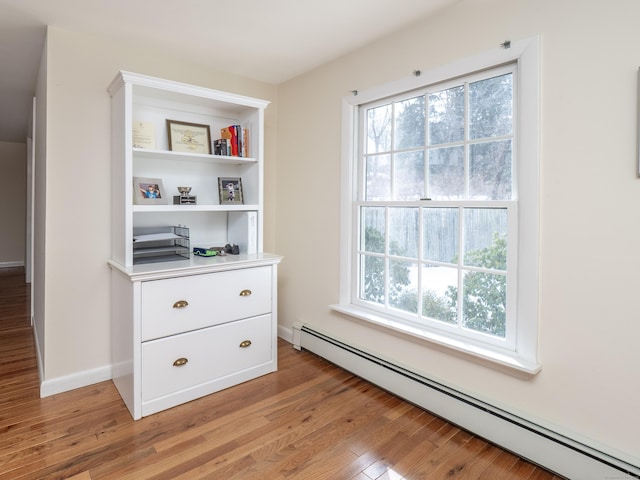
133,177 -> 167,205
166,119 -> 212,154
218,177 -> 244,205
132,120 -> 156,149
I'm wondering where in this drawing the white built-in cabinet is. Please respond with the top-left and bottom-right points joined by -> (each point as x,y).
108,71 -> 281,420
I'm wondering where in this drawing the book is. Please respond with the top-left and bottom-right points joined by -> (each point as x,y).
236,125 -> 243,157
220,126 -> 238,156
242,127 -> 249,157
220,125 -> 247,157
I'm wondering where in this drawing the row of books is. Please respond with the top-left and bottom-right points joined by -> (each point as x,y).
214,125 -> 249,157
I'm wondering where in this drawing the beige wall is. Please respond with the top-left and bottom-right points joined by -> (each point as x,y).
0,141 -> 27,266
39,27 -> 278,380
275,0 -> 640,464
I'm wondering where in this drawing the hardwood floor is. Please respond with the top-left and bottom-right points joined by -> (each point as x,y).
0,267 -> 562,479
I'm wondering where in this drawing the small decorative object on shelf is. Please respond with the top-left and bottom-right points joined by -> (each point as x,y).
213,138 -> 228,156
166,119 -> 212,154
173,186 -> 197,205
224,243 -> 240,255
218,177 -> 244,205
133,177 -> 167,205
193,246 -> 226,257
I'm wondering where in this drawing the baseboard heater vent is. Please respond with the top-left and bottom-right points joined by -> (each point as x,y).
295,325 -> 639,480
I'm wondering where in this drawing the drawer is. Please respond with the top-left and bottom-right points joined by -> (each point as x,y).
141,266 -> 272,341
142,314 -> 272,402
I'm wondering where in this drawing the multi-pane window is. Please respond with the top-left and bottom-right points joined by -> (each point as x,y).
356,65 -> 517,347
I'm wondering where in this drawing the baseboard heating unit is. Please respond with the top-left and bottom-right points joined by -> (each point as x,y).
293,324 -> 639,480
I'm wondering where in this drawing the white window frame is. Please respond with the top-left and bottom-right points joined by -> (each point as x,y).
331,36 -> 540,375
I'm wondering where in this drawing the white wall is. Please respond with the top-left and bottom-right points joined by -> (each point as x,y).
275,0 -> 640,465
0,141 -> 27,266
38,27 -> 278,383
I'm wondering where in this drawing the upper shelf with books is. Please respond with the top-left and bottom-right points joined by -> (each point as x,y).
110,70 -> 269,268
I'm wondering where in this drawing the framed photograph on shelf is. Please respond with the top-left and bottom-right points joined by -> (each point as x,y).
133,177 -> 167,205
218,177 -> 244,205
166,119 -> 212,154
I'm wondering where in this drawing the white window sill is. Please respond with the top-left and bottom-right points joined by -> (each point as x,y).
330,304 -> 541,376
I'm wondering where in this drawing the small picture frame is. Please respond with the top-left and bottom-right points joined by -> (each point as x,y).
218,177 -> 244,205
166,119 -> 212,154
134,177 -> 167,205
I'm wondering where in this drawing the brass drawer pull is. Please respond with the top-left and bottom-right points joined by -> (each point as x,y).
173,300 -> 189,309
173,357 -> 189,367
239,340 -> 252,348
239,289 -> 252,297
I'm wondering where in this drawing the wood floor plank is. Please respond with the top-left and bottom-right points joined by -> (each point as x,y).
404,428 -> 476,477
148,377 -> 386,479
66,472 -> 93,480
361,432 -> 413,479
429,435 -> 491,479
506,458 -> 538,479
245,390 -> 392,479
0,268 -> 561,479
454,442 -> 505,479
361,416 -> 452,478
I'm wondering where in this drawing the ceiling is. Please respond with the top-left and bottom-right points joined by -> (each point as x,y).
0,0 -> 459,144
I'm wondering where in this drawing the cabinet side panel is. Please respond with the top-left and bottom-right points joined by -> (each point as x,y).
111,84 -> 129,265
111,271 -> 139,419
271,264 -> 279,371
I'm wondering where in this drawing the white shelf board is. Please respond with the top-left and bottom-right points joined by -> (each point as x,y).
132,204 -> 260,213
133,148 -> 256,165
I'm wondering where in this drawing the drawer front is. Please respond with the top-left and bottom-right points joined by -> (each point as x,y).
142,314 -> 272,402
141,266 -> 272,341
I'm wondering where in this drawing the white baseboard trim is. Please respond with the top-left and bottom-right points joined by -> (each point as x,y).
277,324 -> 294,344
40,364 -> 113,398
32,316 -> 113,398
294,323 -> 639,480
0,261 -> 24,268
32,323 -> 44,388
